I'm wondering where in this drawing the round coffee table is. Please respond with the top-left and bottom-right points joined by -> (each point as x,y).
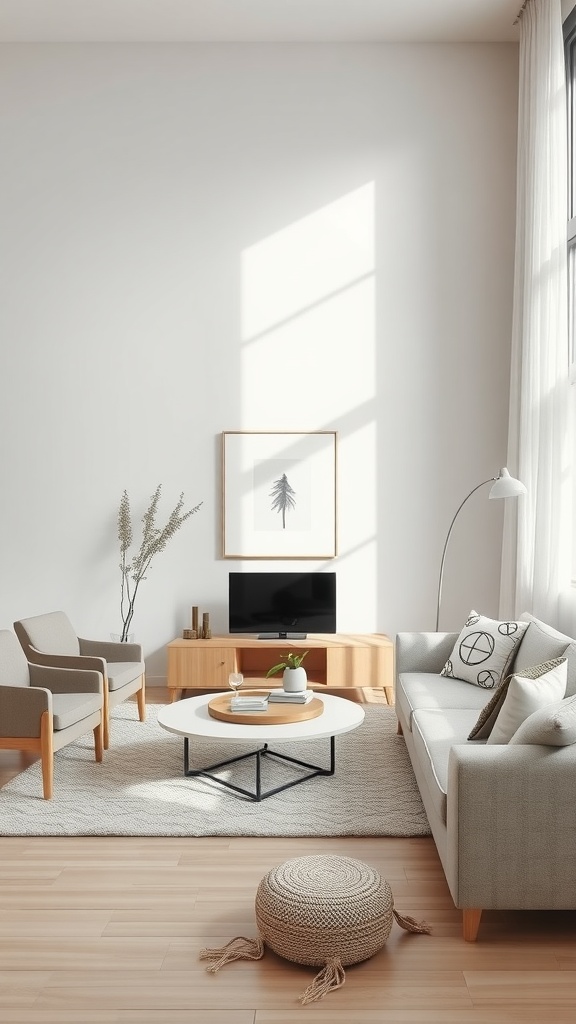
157,692 -> 365,802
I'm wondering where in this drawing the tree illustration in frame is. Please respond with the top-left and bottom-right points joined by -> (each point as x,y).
222,431 -> 337,559
269,472 -> 296,529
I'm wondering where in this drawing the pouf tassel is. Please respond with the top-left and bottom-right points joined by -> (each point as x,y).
299,957 -> 346,1005
393,908 -> 432,935
199,936 -> 264,973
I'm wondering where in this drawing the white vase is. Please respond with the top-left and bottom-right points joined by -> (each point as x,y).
282,666 -> 307,692
111,633 -> 134,644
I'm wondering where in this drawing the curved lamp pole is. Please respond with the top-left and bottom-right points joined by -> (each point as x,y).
435,468 -> 527,631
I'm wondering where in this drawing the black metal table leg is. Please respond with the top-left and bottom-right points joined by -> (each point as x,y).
181,735 -> 336,802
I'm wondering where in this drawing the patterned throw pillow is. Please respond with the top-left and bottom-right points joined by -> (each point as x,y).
468,656 -> 567,740
487,658 -> 568,744
440,610 -> 528,689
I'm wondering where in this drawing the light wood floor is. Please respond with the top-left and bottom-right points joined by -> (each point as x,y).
1,688 -> 575,1023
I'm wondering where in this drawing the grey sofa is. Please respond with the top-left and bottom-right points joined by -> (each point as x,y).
395,612 -> 576,941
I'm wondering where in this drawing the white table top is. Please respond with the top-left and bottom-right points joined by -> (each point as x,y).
157,691 -> 365,743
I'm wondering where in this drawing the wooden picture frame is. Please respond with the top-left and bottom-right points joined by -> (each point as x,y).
222,431 -> 337,559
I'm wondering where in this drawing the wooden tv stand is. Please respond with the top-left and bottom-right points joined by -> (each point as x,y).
166,633 -> 393,702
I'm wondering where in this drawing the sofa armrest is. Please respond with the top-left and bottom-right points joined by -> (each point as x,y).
446,743 -> 576,910
29,663 -> 103,695
79,638 -> 143,663
396,631 -> 457,676
0,685 -> 51,737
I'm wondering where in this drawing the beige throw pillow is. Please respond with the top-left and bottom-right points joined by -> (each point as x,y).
487,659 -> 568,744
467,656 -> 567,740
440,610 -> 528,689
509,692 -> 576,746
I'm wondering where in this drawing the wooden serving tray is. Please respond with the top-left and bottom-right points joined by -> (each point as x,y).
208,690 -> 324,725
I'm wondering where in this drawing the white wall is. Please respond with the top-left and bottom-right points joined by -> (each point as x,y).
0,43 -> 518,682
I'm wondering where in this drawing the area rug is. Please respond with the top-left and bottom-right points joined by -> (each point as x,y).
0,704 -> 430,837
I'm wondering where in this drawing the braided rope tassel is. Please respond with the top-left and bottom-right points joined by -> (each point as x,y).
199,936 -> 264,973
299,957 -> 346,1005
393,908 -> 432,935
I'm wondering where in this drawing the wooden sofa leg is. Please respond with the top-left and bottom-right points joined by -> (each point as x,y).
396,718 -> 403,735
463,908 -> 482,941
137,675 -> 146,721
40,710 -> 54,800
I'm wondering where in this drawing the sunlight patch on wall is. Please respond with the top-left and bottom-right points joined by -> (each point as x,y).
241,183 -> 375,342
240,183 -> 375,426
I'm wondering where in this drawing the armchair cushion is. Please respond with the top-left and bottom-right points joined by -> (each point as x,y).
14,611 -> 80,656
105,661 -> 145,691
0,630 -> 31,687
51,692 -> 103,731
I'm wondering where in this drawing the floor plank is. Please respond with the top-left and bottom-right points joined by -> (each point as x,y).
0,689 -> 575,1020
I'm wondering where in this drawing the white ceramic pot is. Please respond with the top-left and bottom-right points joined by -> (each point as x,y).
282,666 -> 307,692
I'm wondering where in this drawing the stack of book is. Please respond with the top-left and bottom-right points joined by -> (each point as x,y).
268,689 -> 314,705
230,694 -> 269,713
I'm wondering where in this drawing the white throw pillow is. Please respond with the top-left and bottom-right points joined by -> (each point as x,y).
487,659 -> 568,744
467,657 -> 567,740
509,692 -> 576,746
440,610 -> 529,689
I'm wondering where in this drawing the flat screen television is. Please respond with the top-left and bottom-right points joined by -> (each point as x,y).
228,572 -> 336,639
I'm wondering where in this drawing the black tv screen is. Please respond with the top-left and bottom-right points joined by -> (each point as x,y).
229,572 -> 336,638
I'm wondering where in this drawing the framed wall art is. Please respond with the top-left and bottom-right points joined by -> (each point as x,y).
222,431 -> 337,559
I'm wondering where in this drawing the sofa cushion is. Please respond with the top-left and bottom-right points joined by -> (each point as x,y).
487,659 -> 568,744
411,708 -> 483,825
468,656 -> 568,741
397,671 -> 491,732
508,692 -> 576,746
440,611 -> 528,689
515,614 -> 576,696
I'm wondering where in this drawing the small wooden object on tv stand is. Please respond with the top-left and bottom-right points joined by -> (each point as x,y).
166,633 -> 393,702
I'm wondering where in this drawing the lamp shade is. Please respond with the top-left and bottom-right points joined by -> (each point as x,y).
488,467 -> 527,499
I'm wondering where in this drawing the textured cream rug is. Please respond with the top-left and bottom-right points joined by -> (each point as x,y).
0,703 -> 430,837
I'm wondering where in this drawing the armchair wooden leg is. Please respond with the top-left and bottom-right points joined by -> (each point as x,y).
463,908 -> 482,941
93,720 -> 104,762
103,680 -> 110,750
40,710 -> 54,800
396,718 -> 403,735
136,675 -> 146,721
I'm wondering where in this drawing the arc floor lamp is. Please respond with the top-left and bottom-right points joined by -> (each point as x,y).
435,468 -> 527,631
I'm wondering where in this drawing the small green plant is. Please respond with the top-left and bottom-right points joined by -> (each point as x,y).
265,651 -> 309,677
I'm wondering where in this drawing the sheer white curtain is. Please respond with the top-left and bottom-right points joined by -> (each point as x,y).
500,0 -> 573,625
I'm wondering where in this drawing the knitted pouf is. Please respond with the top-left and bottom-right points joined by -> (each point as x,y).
200,854 -> 431,1004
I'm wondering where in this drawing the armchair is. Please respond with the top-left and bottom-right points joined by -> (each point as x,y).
14,611 -> 145,750
0,629 -> 103,799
